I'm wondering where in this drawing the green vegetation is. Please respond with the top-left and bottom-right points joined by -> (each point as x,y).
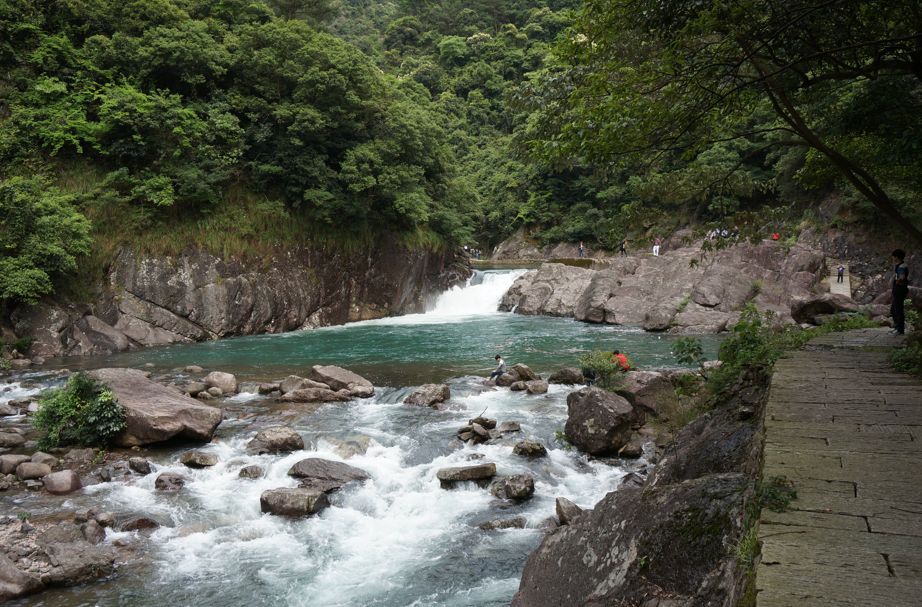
34,372 -> 126,449
758,476 -> 798,513
672,337 -> 705,371
578,349 -> 624,391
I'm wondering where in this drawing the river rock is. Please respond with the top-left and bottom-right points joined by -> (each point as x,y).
0,553 -> 41,602
403,384 -> 450,406
325,435 -> 374,459
0,402 -> 17,416
203,371 -> 238,394
206,386 -> 223,397
0,432 -> 25,448
479,516 -> 527,531
791,293 -> 861,324
436,463 -> 496,487
616,370 -> 675,417
183,381 -> 207,396
618,438 -> 644,459
495,421 -> 520,434
525,380 -> 548,394
63,448 -> 96,464
82,520 -> 105,544
513,440 -> 547,458
260,488 -> 329,517
469,416 -> 496,430
547,367 -> 584,384
119,516 -> 160,532
16,463 -> 51,480
512,473 -> 748,607
246,426 -> 304,454
88,368 -> 223,446
509,381 -> 526,391
41,538 -> 117,587
239,465 -> 263,479
196,391 -> 213,401
0,454 -> 31,474
9,359 -> 31,369
564,387 -> 637,455
155,472 -> 185,491
42,470 -> 82,495
128,457 -> 152,474
555,497 -> 584,525
30,452 -> 57,467
280,375 -> 329,394
307,365 -> 374,397
489,475 -> 535,501
180,450 -> 218,468
184,365 -> 204,373
257,382 -> 280,394
287,458 -> 370,493
278,387 -> 350,403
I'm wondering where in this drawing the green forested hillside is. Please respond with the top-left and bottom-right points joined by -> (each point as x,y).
2,0 -> 920,308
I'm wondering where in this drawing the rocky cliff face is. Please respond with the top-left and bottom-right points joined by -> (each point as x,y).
12,242 -> 467,358
500,240 -> 827,332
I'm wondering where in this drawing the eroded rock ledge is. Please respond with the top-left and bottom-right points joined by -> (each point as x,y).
13,241 -> 467,359
500,240 -> 826,332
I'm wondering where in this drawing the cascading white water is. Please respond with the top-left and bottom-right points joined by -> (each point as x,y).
355,269 -> 528,326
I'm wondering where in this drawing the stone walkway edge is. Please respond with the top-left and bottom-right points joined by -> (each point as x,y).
756,328 -> 922,606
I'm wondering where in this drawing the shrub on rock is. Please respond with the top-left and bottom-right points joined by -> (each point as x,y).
33,372 -> 126,449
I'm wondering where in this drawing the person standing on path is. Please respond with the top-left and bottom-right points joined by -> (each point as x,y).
837,264 -> 845,283
891,249 -> 910,334
578,241 -> 585,258
619,240 -> 627,256
652,237 -> 661,257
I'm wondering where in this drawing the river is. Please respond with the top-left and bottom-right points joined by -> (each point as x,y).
2,269 -> 719,607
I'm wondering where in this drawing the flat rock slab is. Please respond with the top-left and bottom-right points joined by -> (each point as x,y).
757,328 -> 922,606
90,368 -> 223,446
287,458 -> 370,493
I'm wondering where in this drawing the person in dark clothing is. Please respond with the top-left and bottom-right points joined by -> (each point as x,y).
619,240 -> 627,256
837,265 -> 845,283
891,249 -> 910,335
489,355 -> 507,381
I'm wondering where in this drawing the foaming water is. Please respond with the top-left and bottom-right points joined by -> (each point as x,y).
4,269 -> 723,606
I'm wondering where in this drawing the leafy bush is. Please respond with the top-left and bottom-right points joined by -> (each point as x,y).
578,350 -> 624,391
34,373 -> 126,449
673,336 -> 705,368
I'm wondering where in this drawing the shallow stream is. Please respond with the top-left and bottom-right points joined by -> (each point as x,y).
2,270 -> 719,606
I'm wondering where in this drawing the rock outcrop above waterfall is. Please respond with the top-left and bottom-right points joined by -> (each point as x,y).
12,241 -> 467,359
89,368 -> 223,446
499,240 -> 827,331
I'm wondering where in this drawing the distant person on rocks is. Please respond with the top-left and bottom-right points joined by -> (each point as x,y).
653,237 -> 662,257
771,232 -> 780,241
837,264 -> 845,283
578,241 -> 585,258
619,240 -> 627,256
611,350 -> 631,372
489,355 -> 507,381
891,249 -> 910,335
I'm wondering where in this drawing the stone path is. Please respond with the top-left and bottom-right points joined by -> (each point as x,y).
825,258 -> 852,297
757,328 -> 922,606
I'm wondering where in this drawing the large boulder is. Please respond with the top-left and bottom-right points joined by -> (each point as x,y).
616,370 -> 676,417
279,375 -> 329,395
0,454 -> 31,475
0,553 -> 41,602
203,371 -> 238,394
287,458 -> 370,493
260,488 -> 329,517
246,426 -> 304,455
547,367 -> 584,384
278,387 -> 351,403
155,472 -> 185,491
0,432 -> 25,448
308,365 -> 374,398
43,470 -> 82,495
180,450 -> 218,468
791,293 -> 861,324
16,462 -> 51,480
89,368 -> 223,446
525,379 -> 548,394
512,474 -> 749,607
403,384 -> 450,407
499,264 -> 595,317
564,387 -> 637,455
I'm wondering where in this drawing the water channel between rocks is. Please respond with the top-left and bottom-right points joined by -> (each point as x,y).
2,269 -> 720,607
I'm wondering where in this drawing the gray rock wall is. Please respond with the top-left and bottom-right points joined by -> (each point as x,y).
13,241 -> 467,358
500,241 -> 826,332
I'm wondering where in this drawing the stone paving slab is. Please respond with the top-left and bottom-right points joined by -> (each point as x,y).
757,328 -> 922,606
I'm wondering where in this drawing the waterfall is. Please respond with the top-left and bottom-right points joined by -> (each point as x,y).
354,269 -> 527,326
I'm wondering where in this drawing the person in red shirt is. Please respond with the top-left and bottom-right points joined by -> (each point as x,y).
611,350 -> 631,371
